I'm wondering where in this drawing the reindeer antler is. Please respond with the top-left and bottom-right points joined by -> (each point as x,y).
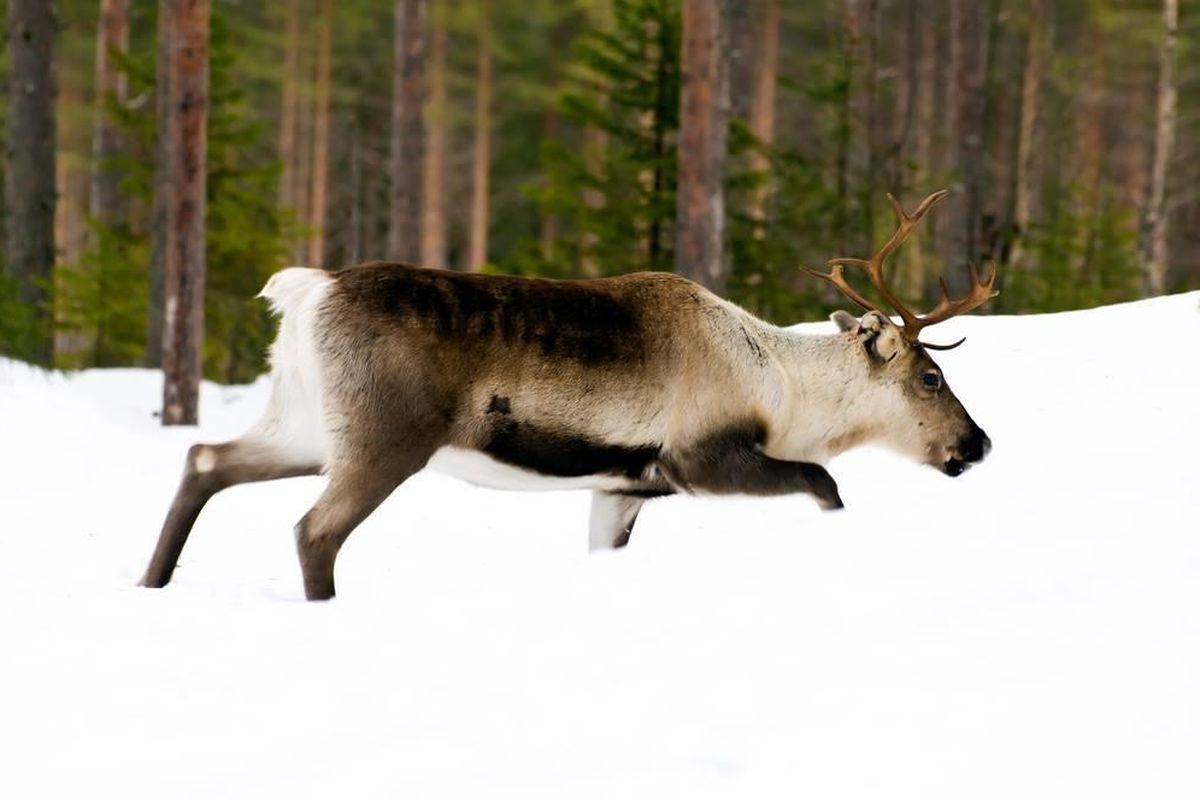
803,190 -> 998,348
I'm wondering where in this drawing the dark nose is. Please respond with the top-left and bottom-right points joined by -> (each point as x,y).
961,425 -> 991,463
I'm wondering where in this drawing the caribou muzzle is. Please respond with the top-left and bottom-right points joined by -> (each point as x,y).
942,424 -> 991,477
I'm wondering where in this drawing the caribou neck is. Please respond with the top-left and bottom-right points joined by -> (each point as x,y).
756,326 -> 882,463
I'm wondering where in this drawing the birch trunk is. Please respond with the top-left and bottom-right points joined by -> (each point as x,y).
1141,0 -> 1177,295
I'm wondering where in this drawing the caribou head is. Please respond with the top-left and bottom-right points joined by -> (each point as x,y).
807,190 -> 997,477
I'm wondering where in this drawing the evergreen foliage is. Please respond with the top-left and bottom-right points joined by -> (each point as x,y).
511,0 -> 682,279
1000,184 -> 1142,313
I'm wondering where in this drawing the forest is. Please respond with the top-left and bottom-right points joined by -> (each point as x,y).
1,0 -> 1195,421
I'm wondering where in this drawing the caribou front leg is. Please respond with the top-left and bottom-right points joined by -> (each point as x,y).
660,426 -> 844,510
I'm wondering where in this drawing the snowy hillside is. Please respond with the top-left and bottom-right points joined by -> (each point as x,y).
2,293 -> 1198,799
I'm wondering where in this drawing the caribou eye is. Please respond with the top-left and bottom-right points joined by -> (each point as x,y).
921,371 -> 941,390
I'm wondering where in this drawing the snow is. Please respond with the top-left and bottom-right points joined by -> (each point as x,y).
2,293 -> 1199,799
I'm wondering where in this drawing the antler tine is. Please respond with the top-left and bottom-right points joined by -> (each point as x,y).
802,190 -> 996,343
833,191 -> 950,331
907,261 -> 999,340
904,189 -> 950,223
802,264 -> 878,314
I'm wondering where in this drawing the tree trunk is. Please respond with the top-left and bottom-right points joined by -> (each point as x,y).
1010,0 -> 1044,269
53,73 -> 92,366
538,107 -> 559,260
467,0 -> 493,272
536,16 -> 568,263
747,0 -> 779,228
147,0 -> 172,366
1076,19 -> 1106,283
1141,0 -> 1177,296
158,0 -> 210,427
647,30 -> 671,271
388,0 -> 427,265
905,0 -> 935,299
859,0 -> 879,248
1122,87 -> 1147,222
307,0 -> 333,267
68,0 -> 131,366
727,0 -> 754,123
839,0 -> 876,254
4,0 -> 58,364
676,0 -> 730,293
292,39 -> 313,265
889,0 -> 918,194
948,0 -> 987,288
363,150 -> 380,261
578,0 -> 612,277
968,10 -> 1006,273
92,0 -> 130,225
349,120 -> 364,264
890,0 -> 923,299
421,0 -> 447,269
834,5 -> 855,254
912,0 -> 935,186
277,0 -> 301,221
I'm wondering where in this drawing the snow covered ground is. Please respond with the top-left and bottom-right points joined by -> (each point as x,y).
1,292 -> 1198,799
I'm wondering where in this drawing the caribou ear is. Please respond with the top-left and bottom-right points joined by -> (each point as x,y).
851,311 -> 897,363
856,311 -> 886,337
830,310 -> 858,332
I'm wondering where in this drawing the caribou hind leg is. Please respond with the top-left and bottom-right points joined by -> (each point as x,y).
140,438 -> 322,589
588,491 -> 646,551
293,448 -> 435,601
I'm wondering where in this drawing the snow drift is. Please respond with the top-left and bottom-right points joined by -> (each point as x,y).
1,292 -> 1198,799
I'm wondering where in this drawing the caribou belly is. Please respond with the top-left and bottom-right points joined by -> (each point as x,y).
426,446 -> 639,492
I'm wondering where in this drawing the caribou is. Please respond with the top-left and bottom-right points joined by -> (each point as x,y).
141,190 -> 996,600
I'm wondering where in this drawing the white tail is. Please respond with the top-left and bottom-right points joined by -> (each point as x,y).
251,268 -> 334,468
258,266 -> 331,316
